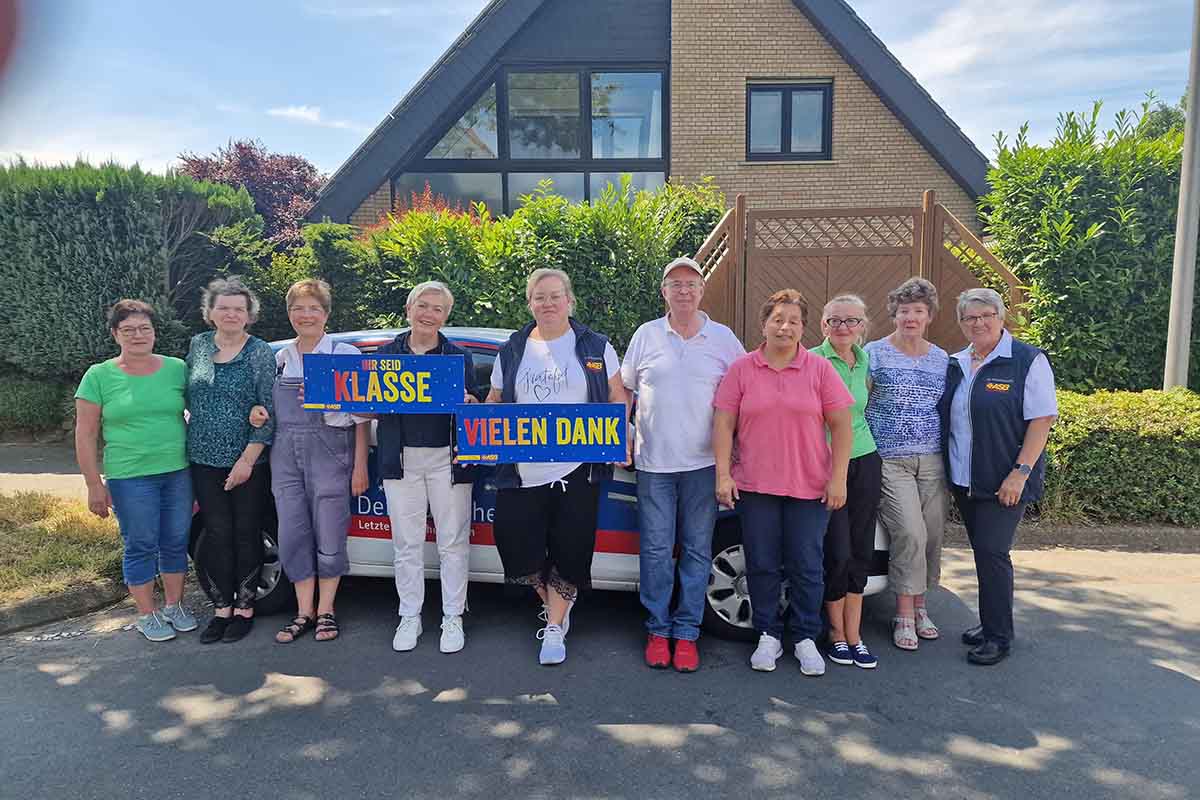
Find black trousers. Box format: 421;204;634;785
191;462;269;609
823;450;883;601
952;486;1025;648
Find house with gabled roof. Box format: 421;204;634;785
308;0;989;230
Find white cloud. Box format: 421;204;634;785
0;114;199;171
303;1;487;23
266;105;367;132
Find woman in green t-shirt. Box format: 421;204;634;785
75;300;197;643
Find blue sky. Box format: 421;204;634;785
0;0;1189;176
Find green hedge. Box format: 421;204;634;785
1042;388;1200;525
0;160;259;380
0;371;69;433
284;176;726;350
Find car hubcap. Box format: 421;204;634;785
707;544;789;632
257;532;281;600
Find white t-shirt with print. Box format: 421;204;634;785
490;328;620;487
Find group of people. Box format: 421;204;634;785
76;256;1056;672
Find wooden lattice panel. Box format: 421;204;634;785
752;213;915;251
699;230;729;277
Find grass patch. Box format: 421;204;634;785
0;491;123;606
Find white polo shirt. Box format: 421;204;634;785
621;313;745;473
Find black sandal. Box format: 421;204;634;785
314;613;340;642
275;615;315;644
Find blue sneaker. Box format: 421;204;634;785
135;611;176;642
852;640;878;669
827;640;853;665
161;603;198;632
537;624;566;665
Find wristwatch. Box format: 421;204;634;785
1013;463;1032;477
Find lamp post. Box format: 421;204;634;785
1165;0;1200;388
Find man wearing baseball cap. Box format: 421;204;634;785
621;256;745;671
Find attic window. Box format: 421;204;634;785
427;84;499;159
746;84;833;161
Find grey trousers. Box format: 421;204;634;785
878;454;947;595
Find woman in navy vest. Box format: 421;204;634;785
486;268;627;667
939;288;1057;666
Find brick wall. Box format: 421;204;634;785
670;0;981;228
349;181;391;228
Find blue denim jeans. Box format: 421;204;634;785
737;491;829;641
636;466;717;641
107;468;194;587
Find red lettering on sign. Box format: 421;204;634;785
333;371;352;402
463;418;483;446
488;417;502;445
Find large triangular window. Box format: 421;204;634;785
426;84;498;159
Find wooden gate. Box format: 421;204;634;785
695;190;1021;352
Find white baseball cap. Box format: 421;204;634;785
662;256;703;280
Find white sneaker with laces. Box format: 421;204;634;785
392;615;422;652
439;615;465;654
537;624;567;665
795;638;826;676
750;633;783;671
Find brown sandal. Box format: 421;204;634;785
315;613;340;642
275;615;315;644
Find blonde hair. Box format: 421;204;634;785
286;279;332;314
406;280;455;313
822;294;870;343
526;268;576;313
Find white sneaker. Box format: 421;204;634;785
439;615;465;654
537;624;567;665
392;615;422;652
538;601;573;636
795;638;826;676
750;633;783;671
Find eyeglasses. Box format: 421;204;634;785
116;325;153;336
961;311;999;325
825;317;863;329
665;280;703;292
531;292;568;305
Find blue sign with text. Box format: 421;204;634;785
302;353;464;414
456;403;627;463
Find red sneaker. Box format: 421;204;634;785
673;639;700;672
645;634;671;668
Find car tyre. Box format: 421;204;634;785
187;505;292;616
702;519;789;641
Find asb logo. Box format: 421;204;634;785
985;381;1012;392
584;359;604;372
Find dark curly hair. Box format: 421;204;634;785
107;299;157;332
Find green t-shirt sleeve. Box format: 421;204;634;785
75;363;105;405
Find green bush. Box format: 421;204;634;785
278;176;726;350
980;102;1199;391
1042;388;1200;525
0;371;69;433
0;160;260;379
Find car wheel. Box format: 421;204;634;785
187;506;292;616
702;519;788;641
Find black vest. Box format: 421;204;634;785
493;318;614;489
939;337;1048;504
375;331;476;484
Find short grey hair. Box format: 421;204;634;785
201;276;260;326
956;288;1007;322
525;268;576;313
886;277;939;318
406;280;454;312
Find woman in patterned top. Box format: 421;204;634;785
863;278;949;652
186;277;276;644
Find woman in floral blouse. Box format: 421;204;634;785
186;277;276;644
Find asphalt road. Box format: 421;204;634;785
2;548;1198;800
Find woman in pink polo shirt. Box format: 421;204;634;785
713;289;854;676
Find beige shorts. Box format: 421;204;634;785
878;453;948;596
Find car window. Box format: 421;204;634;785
466;349;496;398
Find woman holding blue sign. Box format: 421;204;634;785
251;279;370;645
379;281;479;656
486;268;626;666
